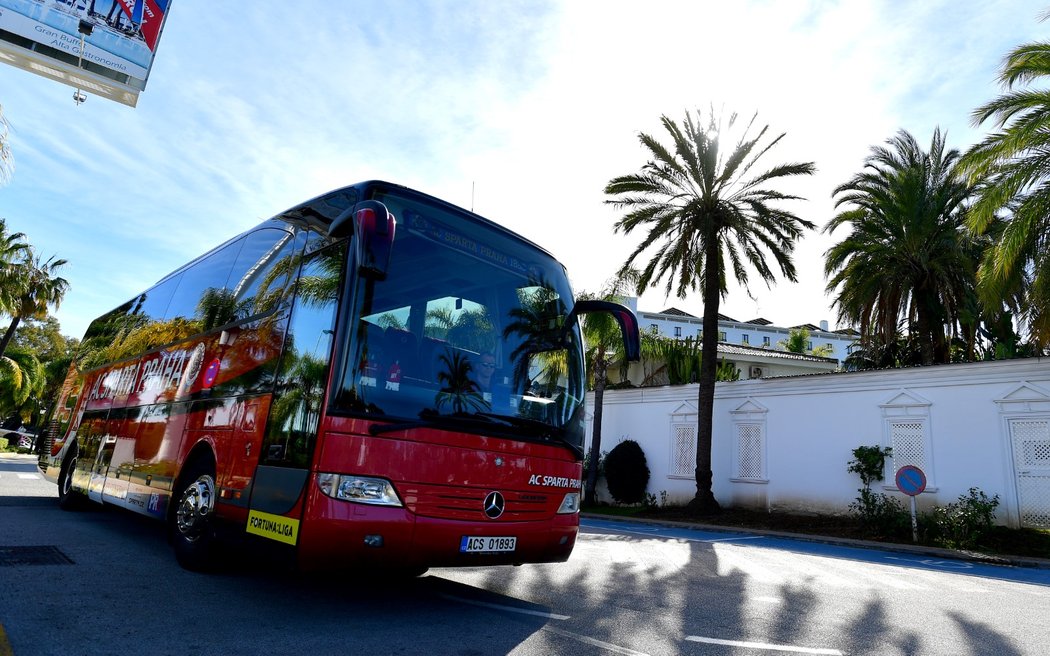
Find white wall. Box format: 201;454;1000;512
586;358;1050;527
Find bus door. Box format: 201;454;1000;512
100;408;140;507
247;240;345;547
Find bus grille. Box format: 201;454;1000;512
406;484;553;522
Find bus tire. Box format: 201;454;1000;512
57;450;82;511
171;458;218;572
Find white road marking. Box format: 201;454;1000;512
17;473;39;480
885;555;973;570
753;596;782;603
440;594;570;620
705;535;767;543
686;636;844;655
589;523;765;544
543;626;651;656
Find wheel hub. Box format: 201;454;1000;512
176;474;215;541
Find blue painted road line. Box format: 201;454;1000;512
581;517;1050;587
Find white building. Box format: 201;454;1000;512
586;358;1050;529
626;297;859;365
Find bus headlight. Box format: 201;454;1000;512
316;473;402;506
556;492;580;514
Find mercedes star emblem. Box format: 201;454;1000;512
483;491;505;519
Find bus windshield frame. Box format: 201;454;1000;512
330;188;587;456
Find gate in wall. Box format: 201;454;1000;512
1009;418;1050;528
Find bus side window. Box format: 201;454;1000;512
76;298;136;371
163;238;243;329
227;228;298;319
262;240;346;467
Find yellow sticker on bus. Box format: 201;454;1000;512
246;510;300;545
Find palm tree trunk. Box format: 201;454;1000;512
0;315;20;362
687;239;722;515
584;355;608;505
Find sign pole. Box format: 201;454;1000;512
909;496;918;542
895;465;927;544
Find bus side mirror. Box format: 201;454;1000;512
329;200;397;279
565;300;641;361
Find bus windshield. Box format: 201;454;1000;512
333;190;587;453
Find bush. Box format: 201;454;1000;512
849;488;910;537
925;487;1000;549
847;445;892;488
604;439;650;505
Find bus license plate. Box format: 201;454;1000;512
460;536;517;553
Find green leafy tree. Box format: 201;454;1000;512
0;251;70;362
606;108;815;513
777;327;834;357
0;347;45;422
12;316;78;430
959;37;1050;346
825;129;977;366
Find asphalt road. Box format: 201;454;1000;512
2;453;1048;656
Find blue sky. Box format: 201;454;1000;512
0;0;1045;340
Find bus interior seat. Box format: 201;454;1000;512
383;328;420;379
418;336;447;383
360;322;386;377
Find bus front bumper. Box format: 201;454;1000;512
296;491;579;571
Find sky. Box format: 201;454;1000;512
0;0;1046;340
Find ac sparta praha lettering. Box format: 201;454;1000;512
527;474;581;489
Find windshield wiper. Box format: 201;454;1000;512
368;411;582;458
368;410;503;436
471;412;584;459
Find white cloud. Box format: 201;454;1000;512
0;0;1044;338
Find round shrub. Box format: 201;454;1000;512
604;439;650;505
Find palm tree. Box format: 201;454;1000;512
959;39;1050;345
0;219;28;294
778;327;834;357
0;347;45;422
605;108;815;513
0;104;12;184
825;129;976;366
0;251;70;362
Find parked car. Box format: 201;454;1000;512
1;429;35;451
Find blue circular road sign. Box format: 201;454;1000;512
895;465;927;496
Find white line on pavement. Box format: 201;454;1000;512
17;473;39;480
542;626;651;656
686;636;844;655
440;594;570;620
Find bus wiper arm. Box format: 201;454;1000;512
471;412;584;459
368;410;493;436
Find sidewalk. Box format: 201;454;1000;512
582;512;1050;570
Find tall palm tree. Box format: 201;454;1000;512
0;251;70;362
959;39;1050;345
605;109;815;513
825;129;976;366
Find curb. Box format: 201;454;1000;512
581;512;1050;570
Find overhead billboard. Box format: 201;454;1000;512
0;0;172;107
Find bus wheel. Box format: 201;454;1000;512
171;460;217;571
57;452;82;511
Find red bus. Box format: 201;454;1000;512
39;181;639;573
